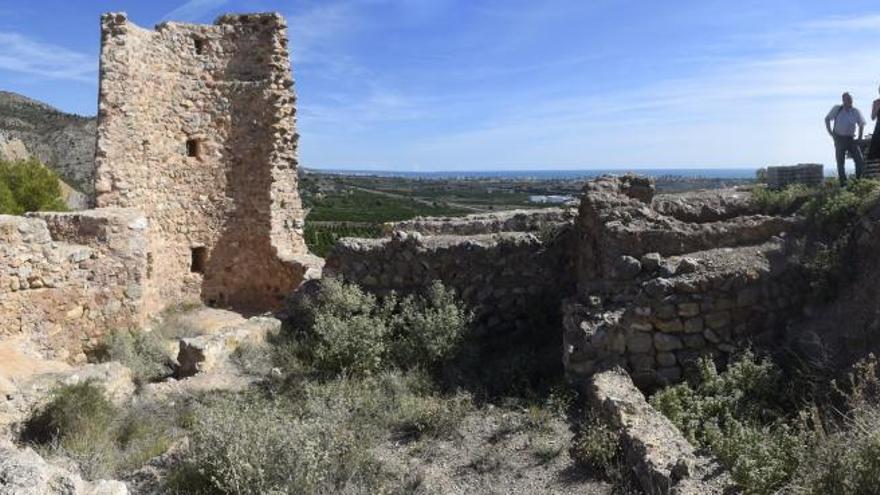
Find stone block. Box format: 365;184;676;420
654;304;677;320
655;318;684;333
683;316;704;334
627;331;654;354
615;255;642;280
703;328;721;344
654;333;683;352
677;302;700;318
657;351;677;367
640;252;662;271
629;353;656;371
704;311;731;330
587;369;735;494
682;334;706;349
177;316;281;377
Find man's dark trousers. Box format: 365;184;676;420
834;134;865;186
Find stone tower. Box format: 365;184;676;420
94;12;315;312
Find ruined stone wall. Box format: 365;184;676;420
564;175;810;389
385;208;572;236
325;231;575;336
0;209;148;361
94;12;310;312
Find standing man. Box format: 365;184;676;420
825;92;867;186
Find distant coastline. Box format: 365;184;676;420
306;167;761;180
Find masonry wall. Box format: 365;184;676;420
564;175;810;389
94;12;309;312
0;209;148;361
325;231;575;336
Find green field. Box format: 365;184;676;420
306;188;471;223
304;223;384;257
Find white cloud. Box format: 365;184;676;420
0;32;95;83
802;15;880;31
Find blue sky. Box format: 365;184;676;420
2;0;880;171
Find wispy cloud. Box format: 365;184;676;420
802;14;880;31
161;0;230;22
0;32;95;83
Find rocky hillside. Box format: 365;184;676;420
0;91;96;205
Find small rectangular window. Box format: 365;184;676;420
194;38;205;55
190;247;207;274
186;139;200;158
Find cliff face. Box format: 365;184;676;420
0;91;96;205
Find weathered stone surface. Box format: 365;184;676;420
1;362;134;441
654;333;683;352
656;352;677;367
563;175;808;385
0;440;128;494
386;208;572;236
327;231;574;336
704;311;731;330
615;255;642;280
177;316;281;377
587;369;735;494
683;317;704;334
0;211;148;360
654;318;684;334
627;331;654;354
95;12;309;312
677;303;700;318
640;252;662;272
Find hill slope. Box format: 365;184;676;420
0;91;96;203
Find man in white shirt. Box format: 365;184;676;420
825;92;866;186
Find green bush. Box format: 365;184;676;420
786;356;880;494
650;353;815;494
21;382;175;480
751;183;814;215
287;278;471;376
569;416;622;479
0;158;67;214
802;179;880;233
303;223;383;258
389;281;471;367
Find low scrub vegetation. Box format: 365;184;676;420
651;352;880;494
21;381;179;480
23;280;588;493
165;279;479;493
287;278;472;376
0;157;67;214
98;328;174;385
169;371;470;493
570;415;623;479
753;179;880;232
751;183;814;215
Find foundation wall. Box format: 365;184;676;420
0;209;148;361
325;231;575;336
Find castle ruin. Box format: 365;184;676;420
95;12;316;313
0;12;317;361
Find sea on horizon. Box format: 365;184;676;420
307;167;761;180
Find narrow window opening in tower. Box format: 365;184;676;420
191;247;207;274
186;139;201;158
194;38;205;55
